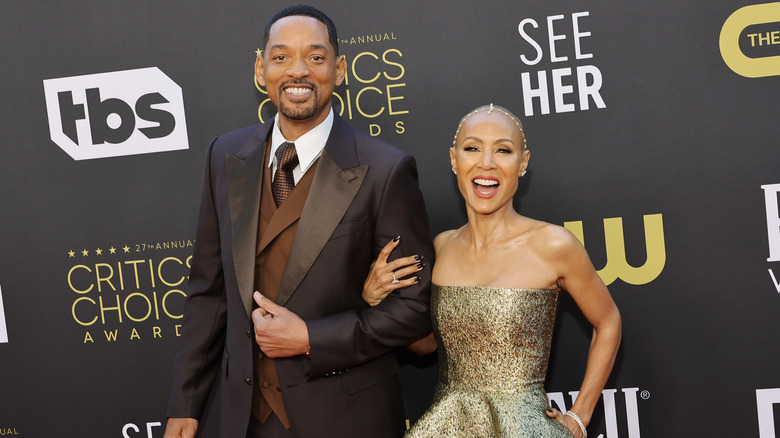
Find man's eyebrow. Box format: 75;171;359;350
267;44;329;52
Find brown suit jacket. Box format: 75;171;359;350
252;149;319;426
167;114;434;437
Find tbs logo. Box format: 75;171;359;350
43;67;188;160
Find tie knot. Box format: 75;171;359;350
276;142;299;172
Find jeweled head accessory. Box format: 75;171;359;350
452;103;527;150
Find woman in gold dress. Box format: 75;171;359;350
363;104;622;437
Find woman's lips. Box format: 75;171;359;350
471;176;499;199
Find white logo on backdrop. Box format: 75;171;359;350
756;388;780;438
517;11;606;117
548;387;645;437
762;184;780;292
763;184;780;263
43;67;188;160
122;421;162;438
0;285;8;343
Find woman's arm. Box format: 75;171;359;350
547;227;622;434
362;238;437;356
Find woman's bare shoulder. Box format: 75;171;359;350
434;227;463;253
524;220;582;256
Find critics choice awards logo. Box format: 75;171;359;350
720;2;780;78
65;239;193;344
43;67;188;160
256;31;409;138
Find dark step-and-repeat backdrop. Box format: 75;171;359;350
1;1;779;437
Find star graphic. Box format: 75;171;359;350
123;245;130;253
95;248;103;255
109;247;116;254
82;249;89;256
256;48;262;56
68;250;75;258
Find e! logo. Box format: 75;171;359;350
720;2;780;78
43;67;188;160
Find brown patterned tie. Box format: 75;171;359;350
272;142;298;207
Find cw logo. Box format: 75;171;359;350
564;214;665;286
0;285;8;343
720;2;780;78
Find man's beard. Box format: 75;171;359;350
278;86;319;121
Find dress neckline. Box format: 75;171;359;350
432;283;559;293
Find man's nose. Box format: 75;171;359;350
287;59;310;78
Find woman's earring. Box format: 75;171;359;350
452;168;457;175
521;170;527;177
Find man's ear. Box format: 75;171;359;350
255;55;266;87
335;55;347;86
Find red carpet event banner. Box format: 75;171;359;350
0;1;778;436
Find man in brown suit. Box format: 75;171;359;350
164;5;433;438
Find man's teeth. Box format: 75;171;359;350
286;87;310;95
473;178;498;186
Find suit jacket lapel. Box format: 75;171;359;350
227;123;270;319
277;116;368;305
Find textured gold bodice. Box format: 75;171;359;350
406;284;573;437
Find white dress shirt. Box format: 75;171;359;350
267;109;334;184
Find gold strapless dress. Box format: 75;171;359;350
406;284;574;437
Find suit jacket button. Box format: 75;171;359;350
261;381;270;389
244;378;251;385
246;328;252;337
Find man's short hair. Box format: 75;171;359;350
263;5;339;56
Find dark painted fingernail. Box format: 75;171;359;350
545;408;553;413
414;277;420;283
417;263;424;269
414;255;422;261
393;235;400;242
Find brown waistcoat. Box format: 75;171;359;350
251;152;318;429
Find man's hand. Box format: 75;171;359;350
163;418;198;438
252;292;310;358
